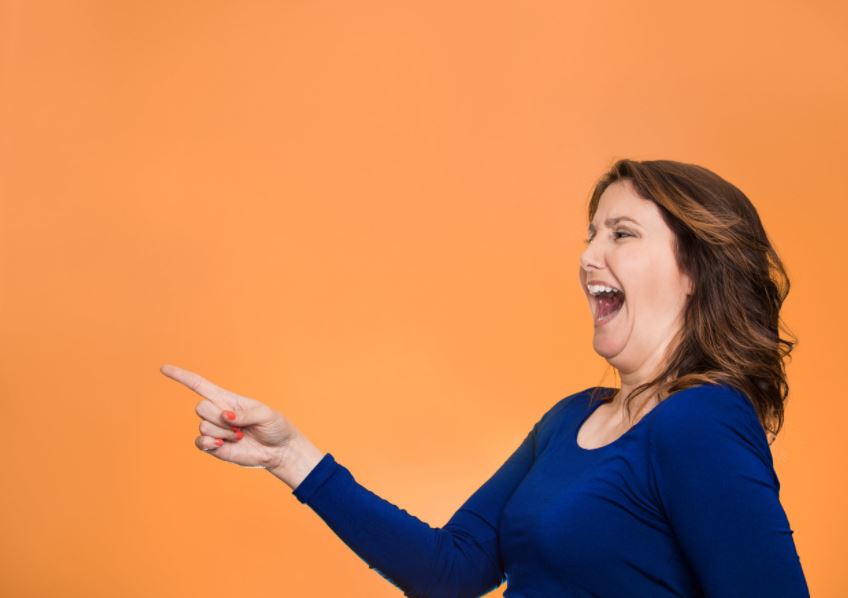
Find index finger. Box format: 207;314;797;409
160;364;237;408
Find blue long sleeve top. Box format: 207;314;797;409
291;383;810;597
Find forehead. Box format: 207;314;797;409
588;180;663;230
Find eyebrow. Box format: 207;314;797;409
587;216;641;233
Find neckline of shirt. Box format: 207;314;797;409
574;387;660;452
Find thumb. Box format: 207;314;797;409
221;404;270;427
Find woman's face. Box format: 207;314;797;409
578;179;693;375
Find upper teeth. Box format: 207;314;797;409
588;284;621;296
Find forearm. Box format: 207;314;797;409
274;427;539;597
265;431;325;490
287;452;505;597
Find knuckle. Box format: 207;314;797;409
195;435;216;451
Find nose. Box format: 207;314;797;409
579;240;603;273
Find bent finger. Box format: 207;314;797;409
200;420;243;441
195;399;247;430
195;434;227;452
195;398;228;425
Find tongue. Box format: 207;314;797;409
597;294;624;319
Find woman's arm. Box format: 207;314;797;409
161;362;551;597
648;385;810;597
275;422;541;598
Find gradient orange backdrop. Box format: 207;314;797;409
2;1;846;596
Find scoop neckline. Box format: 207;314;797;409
574;387;661;452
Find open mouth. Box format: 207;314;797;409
590;288;625;325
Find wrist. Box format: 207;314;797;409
266;432;325;491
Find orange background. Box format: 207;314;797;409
2;1;846;596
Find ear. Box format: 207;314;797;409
678;266;695;298
685;273;694;297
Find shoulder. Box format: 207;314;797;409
653;383;759;423
648;383;774;471
535;386;613;431
650;383;761;432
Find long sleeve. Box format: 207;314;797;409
647;385;810;597
291;416;543;597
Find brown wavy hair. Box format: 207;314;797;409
585;159;797;445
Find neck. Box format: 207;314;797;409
610;363;672;419
610;327;681;411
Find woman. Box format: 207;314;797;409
161;159;810;597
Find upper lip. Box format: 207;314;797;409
586;279;623;293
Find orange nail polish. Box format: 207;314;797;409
235;430;244;440
215;439;224;446
224;411;236;421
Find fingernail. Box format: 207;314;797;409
235;430;244;440
223;411;236;421
215;439;224;446
230;426;240;433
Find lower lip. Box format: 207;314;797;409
594;302;624;328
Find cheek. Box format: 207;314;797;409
628;254;685;315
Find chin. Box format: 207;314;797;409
592;338;625;361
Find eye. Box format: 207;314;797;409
583;230;634;245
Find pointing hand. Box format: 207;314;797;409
160;364;297;470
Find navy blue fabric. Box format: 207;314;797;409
292;384;809;597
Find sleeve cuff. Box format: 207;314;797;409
292;452;339;504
